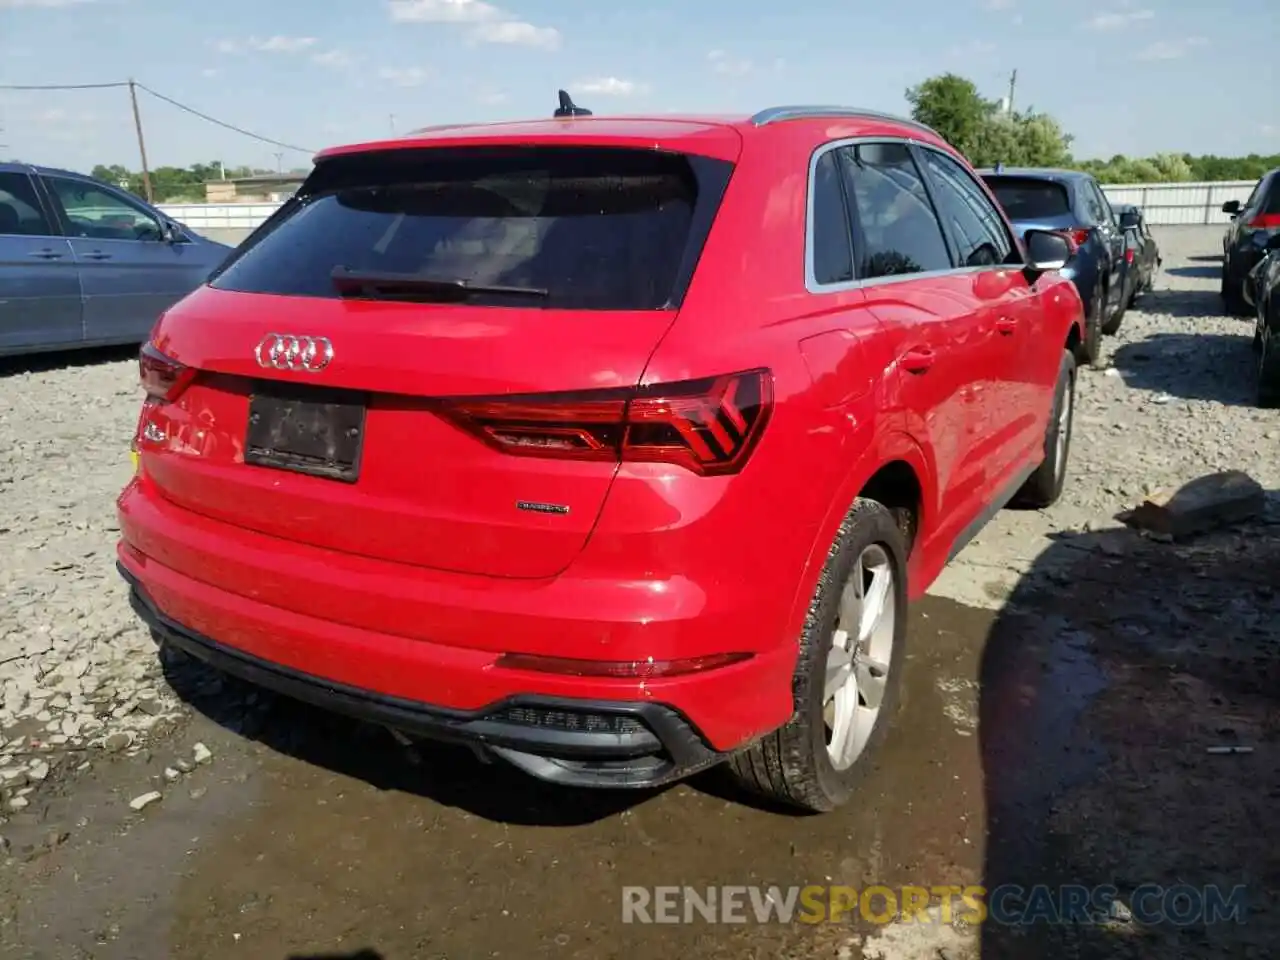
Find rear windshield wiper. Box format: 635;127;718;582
330;266;549;301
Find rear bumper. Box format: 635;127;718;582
115;475;799;781
122;563;726;788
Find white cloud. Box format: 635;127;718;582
389;0;560;49
571;76;647;97
1087;8;1154;30
201;67;220;78
476;90;509;105
0;0;97;7
1136;36;1207;60
312;49;354;69
471;20;558;48
707;49;752;77
948;39;997;57
213;35;317;55
250;35;318;52
379;66;431;87
982;0;1017;9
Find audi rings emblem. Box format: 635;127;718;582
254;333;334;373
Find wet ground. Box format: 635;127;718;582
2;228;1278;959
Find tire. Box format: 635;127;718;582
727;498;908;813
1014;349;1076;509
1222;257;1247;316
1079;282;1104;367
1259;330;1280;408
1101;291;1125;335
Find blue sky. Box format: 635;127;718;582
1;0;1276;174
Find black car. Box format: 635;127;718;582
1114;202;1160;307
1220;167;1280;315
1246;233;1280;407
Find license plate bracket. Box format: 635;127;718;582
243;382;367;483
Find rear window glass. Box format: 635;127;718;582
983;177;1073;221
1264;176;1280;214
211;147;715;310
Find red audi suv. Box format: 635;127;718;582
117;99;1084;812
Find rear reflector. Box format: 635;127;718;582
438;369;773;476
1248;213;1280;229
139;342;196;402
495;651;753;678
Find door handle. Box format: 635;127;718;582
995;316;1018;335
900;346;935;374
28;249;64;260
82;252;113;261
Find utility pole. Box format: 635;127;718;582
127;79;153;203
1006;68;1017;116
389;114;396;135
273;151;284;172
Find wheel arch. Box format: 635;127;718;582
780;432;935;650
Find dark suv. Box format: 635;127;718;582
1221;168;1280;315
979;167;1133;365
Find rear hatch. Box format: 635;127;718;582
138;142;736;578
982;175;1079;235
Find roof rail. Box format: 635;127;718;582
750;105;941;138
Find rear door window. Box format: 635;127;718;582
0;172;54;237
1262;174;1280;214
835;142;952;278
983;177;1073;221
916;148;1016;267
211;147;729;310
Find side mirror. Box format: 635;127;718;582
161;219;184;243
1024;229;1072;272
1118;210;1140;230
1221;200;1241;216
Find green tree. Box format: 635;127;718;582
905;73;996;160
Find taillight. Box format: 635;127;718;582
1066;227;1092;247
495;651;753;678
438;369;773;477
139;342;195;402
1125;248;1135;264
1248;213;1280;229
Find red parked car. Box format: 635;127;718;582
117;97;1084;812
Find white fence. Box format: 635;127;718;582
158;179;1259;234
1099;180;1255;226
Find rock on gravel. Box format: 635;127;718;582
0;351;179;796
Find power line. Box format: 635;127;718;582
135;82;313;154
0;78;314;153
0;81;129;91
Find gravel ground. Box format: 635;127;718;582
0;226;1277;959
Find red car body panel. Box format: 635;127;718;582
117;110;1084;782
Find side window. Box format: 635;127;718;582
811;150;854;285
1079;182;1106;225
837;142;952;279
44;176;163;242
1241;179;1262;212
916;148;1015;268
1091;181;1117;227
0;172;54;237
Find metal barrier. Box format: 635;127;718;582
159;179;1262;233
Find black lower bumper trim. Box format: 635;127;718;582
119;563;725;789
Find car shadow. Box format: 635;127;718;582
0;343;137;377
1185;254;1223;263
977;486;1280;957
289;953;383;960
1126;288;1226;320
1110;332;1258;406
158;646;670;827
1165;264;1221;280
